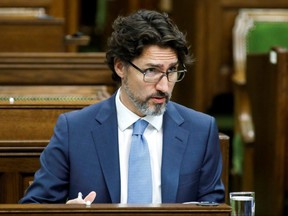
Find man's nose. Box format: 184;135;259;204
155;75;170;92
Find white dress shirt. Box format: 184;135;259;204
115;89;163;204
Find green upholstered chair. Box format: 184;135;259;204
247;22;288;53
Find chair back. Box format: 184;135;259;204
246;47;288;216
219;133;230;203
232;9;288;191
233;9;288;84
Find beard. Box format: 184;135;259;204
122;77;171;116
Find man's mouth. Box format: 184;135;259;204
148;91;169;104
151;96;166;104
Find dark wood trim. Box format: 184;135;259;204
0;203;231;215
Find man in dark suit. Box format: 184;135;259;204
19;9;225;204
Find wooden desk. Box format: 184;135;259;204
0;18;66;52
0;83;113;141
0;204;231;216
0;137;229;204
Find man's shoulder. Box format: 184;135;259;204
168;101;213;120
63;96;115;119
167;102;217;132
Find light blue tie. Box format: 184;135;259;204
128;119;152;203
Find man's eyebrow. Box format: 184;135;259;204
145;62;179;68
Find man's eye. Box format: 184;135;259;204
144;68;158;75
168;66;178;72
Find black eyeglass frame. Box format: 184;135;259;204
127;61;187;83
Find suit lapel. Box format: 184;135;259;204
161;103;189;203
91;95;121;203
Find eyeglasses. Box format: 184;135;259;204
127;61;187;83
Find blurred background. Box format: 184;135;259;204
0;0;288;215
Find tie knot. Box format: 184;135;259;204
132;119;148;135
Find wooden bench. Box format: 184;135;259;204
0;0;87;52
0;101;92;203
0;52;117;203
0;51;116;140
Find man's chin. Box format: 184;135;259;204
146;103;166;116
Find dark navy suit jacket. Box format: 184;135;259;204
19;93;225;203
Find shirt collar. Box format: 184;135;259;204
115;88;163;132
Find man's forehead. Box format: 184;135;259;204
138;45;178;62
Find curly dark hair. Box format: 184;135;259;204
106;9;192;82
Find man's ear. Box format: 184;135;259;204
114;58;125;79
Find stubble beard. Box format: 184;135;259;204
122;78;170;116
